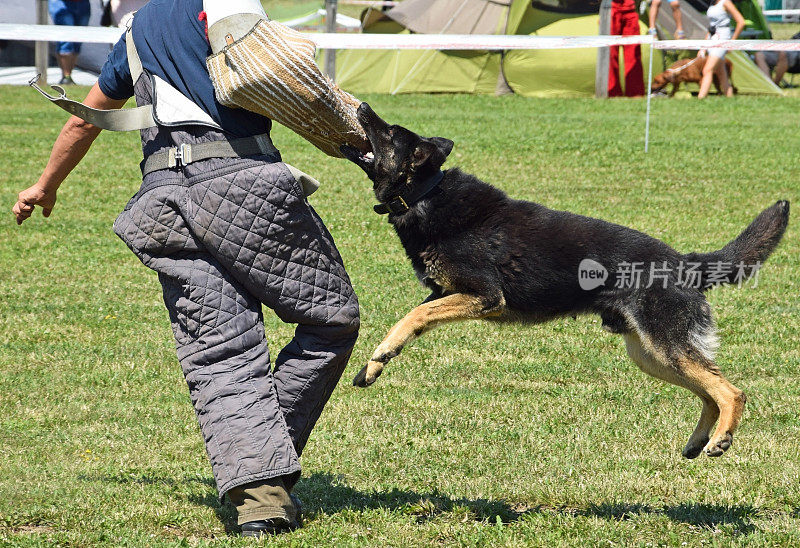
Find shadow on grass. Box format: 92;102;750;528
90;471;760;536
294;474;758;534
84;472;240;535
574;502;757;534
294;472;518;523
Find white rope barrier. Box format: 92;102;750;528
312;33;655;49
0;24;657;49
0;24;124;44
762;9;800;16
654;39;800;51
5;24;800;52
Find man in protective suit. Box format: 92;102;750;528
14;0;361;537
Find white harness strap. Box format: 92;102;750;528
125;22;143;84
29;78;157;131
31;14;222;132
666;56;700;75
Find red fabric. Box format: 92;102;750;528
612;0;637;11
608;7;644;97
198;11;208;42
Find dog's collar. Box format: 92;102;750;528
373;170;445;215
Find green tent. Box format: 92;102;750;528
335;0;512;95
335;0;781;96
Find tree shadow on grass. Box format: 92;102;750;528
91;471;761;536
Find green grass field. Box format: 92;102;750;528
1;86;799;546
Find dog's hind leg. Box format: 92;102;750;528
623;330;745;458
678;354;745;457
683;394;720;459
353;293;505;387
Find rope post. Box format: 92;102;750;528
644;35;655;153
35;0;48;86
324;0;338;81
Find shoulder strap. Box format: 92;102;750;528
30;12;224;132
125;17;144;85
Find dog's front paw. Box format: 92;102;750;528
352;361;385;387
703;433;733;457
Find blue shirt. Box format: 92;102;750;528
98;0;271;138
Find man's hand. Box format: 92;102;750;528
12;83;127;226
13;184;57;225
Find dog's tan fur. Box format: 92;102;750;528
622;331;745;457
651;56;736;97
353;293;505;386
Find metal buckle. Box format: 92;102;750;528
168;143;192;168
386;196;409;215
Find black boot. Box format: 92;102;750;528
240;516;298;537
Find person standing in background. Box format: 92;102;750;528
608;0;644;97
754;30;800;87
648;0;684;39
698;0;745;98
48;0;91;85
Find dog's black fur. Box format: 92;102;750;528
342;103;789;458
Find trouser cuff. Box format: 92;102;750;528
236;505;292;526
228;476;297;526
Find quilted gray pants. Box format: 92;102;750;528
114;154;359;498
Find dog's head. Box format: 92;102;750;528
651;72;672;93
341;103;453;205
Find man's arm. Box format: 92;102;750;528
13;83;127;225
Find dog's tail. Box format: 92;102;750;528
683;200;789;290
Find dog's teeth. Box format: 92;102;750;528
364;152;374;160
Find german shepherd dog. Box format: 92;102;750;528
341;103;789;459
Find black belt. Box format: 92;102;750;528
141;133;279;176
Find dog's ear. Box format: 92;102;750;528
412;137;453;168
430;137;454;158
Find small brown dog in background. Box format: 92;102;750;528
651;56;736;97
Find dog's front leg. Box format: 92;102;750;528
353;292;505;387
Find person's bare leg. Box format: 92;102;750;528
714;60;734;97
649;0;661;29
774;52;789;85
649;0;662;31
57;53;77;79
698;54;721;98
671;0;684;36
754;52;771;79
